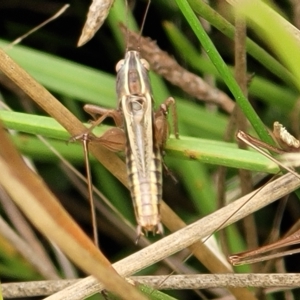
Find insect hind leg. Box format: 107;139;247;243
154;97;179;183
69;104;126;152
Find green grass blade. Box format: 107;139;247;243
0;111;279;173
186;0;297;88
235;0;300;92
163;22;298;114
174;0;274;146
0;40;115;107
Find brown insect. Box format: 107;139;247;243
73;46;178;240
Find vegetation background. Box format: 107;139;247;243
0;0;300;299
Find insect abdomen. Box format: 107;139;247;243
126;147;163;235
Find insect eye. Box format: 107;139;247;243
140;58;150;70
115;59;125;72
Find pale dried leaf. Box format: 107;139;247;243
273;121;300;151
78;0;114;46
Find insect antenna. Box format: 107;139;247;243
124;0;151;52
137;0;151;50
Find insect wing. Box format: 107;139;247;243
117;51;154;176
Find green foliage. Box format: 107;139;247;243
1;0;300;299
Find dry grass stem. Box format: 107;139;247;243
234;14;260;272
290;0;300;29
0;186;59;278
4;5;70;50
4;274;300;298
47;173;300;299
0;120;146;300
0;216;59;279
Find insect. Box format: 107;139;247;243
73;46;178;239
76;0;178;239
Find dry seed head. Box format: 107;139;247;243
78;0;114;46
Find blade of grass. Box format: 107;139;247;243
163;21;298;114
174;0;274;146
0;110;279;173
0;39;116;106
186;0;297;88
232;0;300;92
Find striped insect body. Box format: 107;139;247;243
116;50;176;236
74;48;177;238
74;0;178;240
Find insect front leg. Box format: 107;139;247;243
84;104;123;127
154;97;179;150
154;97;179;182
